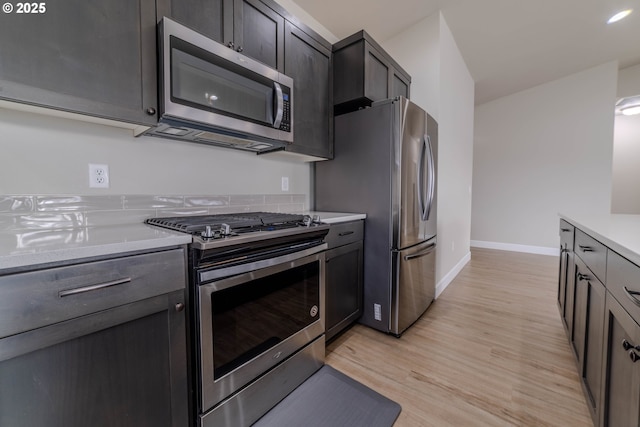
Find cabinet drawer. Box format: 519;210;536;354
559;219;574;251
607;250;640;324
325;220;364;249
575;229;607;283
0;248;186;338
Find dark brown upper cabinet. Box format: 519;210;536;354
158;0;284;71
283;21;333;159
0;0;158;126
333;30;411;115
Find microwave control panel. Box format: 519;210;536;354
279;89;291;132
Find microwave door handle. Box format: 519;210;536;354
273;82;284;129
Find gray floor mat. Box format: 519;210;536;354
253;364;401;427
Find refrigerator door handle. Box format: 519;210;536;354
417;136;428;221
403;243;436;261
424;134;435;221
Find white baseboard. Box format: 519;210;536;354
470;240;559;256
435;251;471;298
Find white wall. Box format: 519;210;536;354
437;16;475;280
274;0;339;43
0;108;310;196
383;13;475;294
611;63;640;214
612;114;640;213
472;61;618;251
617;63;640;98
383;14;440;121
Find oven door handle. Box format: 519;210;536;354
198;242;327;285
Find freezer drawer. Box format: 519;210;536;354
391;239;436;335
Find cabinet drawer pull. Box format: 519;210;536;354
577;273;591;282
579;245;594;252
59;277;132;297
630;351;640;363
338;231;355;237
624;286;640;307
561;228;571;232
622;339;640;351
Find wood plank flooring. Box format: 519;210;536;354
325;248;592;426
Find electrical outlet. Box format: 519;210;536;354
281;176;289;192
89;164;110;188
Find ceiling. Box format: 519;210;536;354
291;0;640;104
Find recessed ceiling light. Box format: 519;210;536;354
607;9;633;24
622;105;640;116
615;95;640;115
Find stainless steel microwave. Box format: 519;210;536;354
145;17;293;153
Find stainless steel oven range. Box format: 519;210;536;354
145;213;329;427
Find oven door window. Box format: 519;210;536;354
170;39;274;127
211;261;319;379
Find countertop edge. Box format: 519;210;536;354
0;225;192;271
0;212;368;271
559;213;640;267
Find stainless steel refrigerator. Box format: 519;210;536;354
315;97;437;336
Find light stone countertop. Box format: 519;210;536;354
560;213;640;266
0;224;192;272
0;212;366;272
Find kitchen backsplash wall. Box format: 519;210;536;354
0;194;306;231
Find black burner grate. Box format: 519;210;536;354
145;212;306;235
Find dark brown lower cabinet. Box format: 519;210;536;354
558;221;575;337
0;291;187;427
0;247;189;427
557;219;640;427
573;256;605;424
324;220;364;341
601;294;640;426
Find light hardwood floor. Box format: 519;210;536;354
325;248;592;426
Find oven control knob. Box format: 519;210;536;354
220;223;231;236
310;305;318;317
201;225;215;239
303;215;312;227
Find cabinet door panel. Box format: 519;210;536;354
583;275;605;412
559;246;568;318
573;255;605;423
573;260;587;362
392;73;409;99
564;254;576;341
602;295;640;427
364;46;389;102
284;22;332;158
0;292;187;427
165;0;233;45
235;0;284;70
325;241;363;341
0;0;157;125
